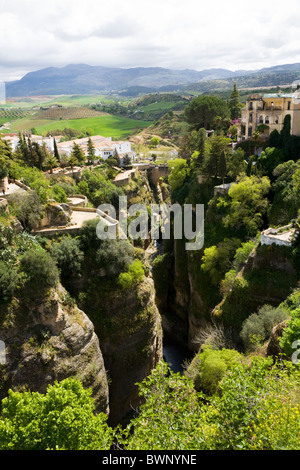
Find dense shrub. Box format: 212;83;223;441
0;378;113;450
280;307;300;357
240;304;289;351
9;192;43;230
0;261;19;301
50;237;84;279
96;239;134;277
79;219;102;252
20;249;60;288
185;346;243;395
118;259;144;290
122;358;300;450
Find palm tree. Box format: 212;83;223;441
46;155;58;174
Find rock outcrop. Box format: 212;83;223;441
0;284;109;414
267;320;288;359
78;276;163;426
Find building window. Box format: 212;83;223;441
249;113;253;123
288;101;291;110
265;116;270;124
275;115;279;124
259;115;264;123
249;102;253;110
248;126;252;137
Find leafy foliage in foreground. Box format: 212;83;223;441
0;378;113;450
121;359;300;450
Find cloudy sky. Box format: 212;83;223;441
1;0;300;82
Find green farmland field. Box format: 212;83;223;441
1;94;132;109
4;115;152;140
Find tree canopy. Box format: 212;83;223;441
184;95;230;131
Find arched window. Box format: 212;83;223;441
265;116;270;124
259;115;264;123
275;115;279;124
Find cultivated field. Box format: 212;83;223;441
5;115;152;140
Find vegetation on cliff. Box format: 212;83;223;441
1;87;300;450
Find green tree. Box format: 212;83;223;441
257;147;284;178
118;259;144;290
68;153;77;172
16;133;30;165
0;139;12;179
9;191;43;230
96;239;134;277
121;358;300;450
184;95;230;131
113;148;121;166
71;142;85;165
53;137;60;162
280;307;300;357
281;113;291;158
121;362;206;450
241;304;289;351
192;128;207;169
227;148;247;179
150;136;160;148
50;237;84;279
0;378;113;450
122;154;131;166
223;175;271;237
228;83;243;120
269;129;282;148
20;248;60;289
87;137;96;164
269;160;300;225
201;238;241;286
168;158;190;192
204;134;231;177
185;346;243;395
46;154;58;174
0;261;19;302
218;150;227;184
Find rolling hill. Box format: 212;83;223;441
4;62;300;99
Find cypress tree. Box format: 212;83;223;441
228;83;242;120
87;137;96;163
53;138;60;162
218;150;227;184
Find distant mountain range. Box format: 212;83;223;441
5;63;300;97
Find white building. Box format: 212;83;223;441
56;135;134;161
1;133;61;153
261;225;297;247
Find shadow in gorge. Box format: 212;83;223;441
163;334;193;374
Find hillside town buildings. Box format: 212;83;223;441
1;133;62;153
1;133;136;163
56;135;136;161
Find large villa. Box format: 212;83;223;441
1;133;136;162
238;89;300;141
56;135;136;161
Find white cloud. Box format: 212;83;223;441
0;0;300;81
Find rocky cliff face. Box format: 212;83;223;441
77;276;163;426
153;240;214;352
154;239;299;353
213;244;298;331
0;283;109;414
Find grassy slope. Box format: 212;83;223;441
1;94;132;108
4;115;152;140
